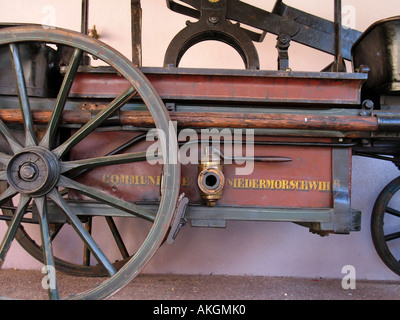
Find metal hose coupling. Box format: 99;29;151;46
197;146;225;207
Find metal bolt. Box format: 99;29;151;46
20;163;37;180
362;100;374;110
209;14;219;24
278;34;290;44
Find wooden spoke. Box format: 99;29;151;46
35;196;59;300
0;195;30;268
0;186;18;207
385;231;400;242
52;87;137;159
9;43;37;147
105;216;129;259
48;189;117;277
386;207;400;218
57;175;156;222
0;119;23;154
40;48;83;149
83;217;92;267
59;150;157;174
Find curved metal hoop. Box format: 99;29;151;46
164;20;260;70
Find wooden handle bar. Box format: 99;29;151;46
0;109;378;132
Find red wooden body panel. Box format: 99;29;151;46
69;131;336;209
69;69;366;105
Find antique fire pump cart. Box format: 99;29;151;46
0;0;399;299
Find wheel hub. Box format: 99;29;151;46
6;147;60;197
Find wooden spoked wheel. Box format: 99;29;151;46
371;176;400;277
0;26;180;299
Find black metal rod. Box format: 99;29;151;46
334;0;344;71
131;0;142;66
81;0;89;35
0;214;36;224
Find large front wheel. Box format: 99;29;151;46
0;26;180;299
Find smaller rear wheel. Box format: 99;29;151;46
371;176;400;277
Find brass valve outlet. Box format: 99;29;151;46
197;146;225;207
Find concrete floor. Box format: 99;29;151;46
0;269;399;300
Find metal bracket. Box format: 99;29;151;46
167;194;189;244
276;33;291;70
164;0;262;69
165;0;362;69
332;147;353;234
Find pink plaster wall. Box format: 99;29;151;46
0;0;399;281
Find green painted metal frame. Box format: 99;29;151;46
37;144;356;235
